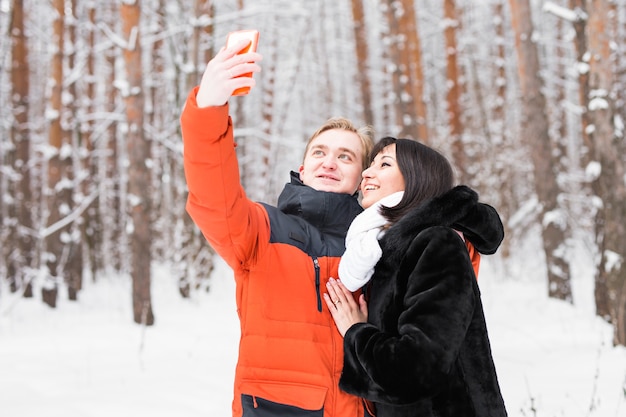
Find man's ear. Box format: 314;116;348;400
298;165;304;176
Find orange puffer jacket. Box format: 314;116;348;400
181;87;367;417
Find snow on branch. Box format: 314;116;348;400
97;22;134;50
543;1;588;23
39;189;99;239
508;196;541;230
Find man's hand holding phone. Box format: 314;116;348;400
196;30;262;107
225;30;260;96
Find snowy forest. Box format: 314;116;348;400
1;0;626;349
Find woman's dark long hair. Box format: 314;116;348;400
370;137;454;224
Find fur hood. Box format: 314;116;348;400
382;185;504;262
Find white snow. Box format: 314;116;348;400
1;252;625;417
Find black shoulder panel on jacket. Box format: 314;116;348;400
261;203;347;258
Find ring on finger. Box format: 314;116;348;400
332;299;341;305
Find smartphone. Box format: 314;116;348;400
225;29;260;96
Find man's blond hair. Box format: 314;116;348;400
303;117;374;171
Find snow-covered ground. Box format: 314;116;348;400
1;251;625;417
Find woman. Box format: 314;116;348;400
324;137;508;417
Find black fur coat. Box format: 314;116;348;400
340;186;508;417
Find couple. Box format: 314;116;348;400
181;38;507;417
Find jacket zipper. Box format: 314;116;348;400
313;257;322;312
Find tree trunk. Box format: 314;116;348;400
258;15;276;201
64;0;83;301
105;2;122;274
509;0;573;302
150;0;166;265
351;0;374;126
8;0;35;297
546;12;576;297
400;0;428;141
587;0;626;346
43;0;67;308
569;0;592;154
175;0;216;297
492;1;507;130
384;0;426;140
82;3;103;282
383;0;406;135
553;17;569;176
201;1;215;67
185;0;214;88
121;0;154;326
488;0;514;261
443;0;465;181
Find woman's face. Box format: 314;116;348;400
360;144;405;209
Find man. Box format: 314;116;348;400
181;38;374;417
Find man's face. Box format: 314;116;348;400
299;129;364;195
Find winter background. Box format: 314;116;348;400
2;1;626;416
1;231;625;417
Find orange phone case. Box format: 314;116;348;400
225;30;260;96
